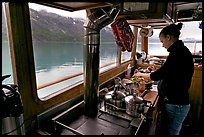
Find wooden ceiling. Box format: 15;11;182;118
37;2;112;11
37;2;202;29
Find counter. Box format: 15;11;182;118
139;84;158;106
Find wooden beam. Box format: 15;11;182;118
5;2;38;130
141;36;148;54
131;26;138;67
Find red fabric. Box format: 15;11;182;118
111;18;135;52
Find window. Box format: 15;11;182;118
29;3;85;99
28;3;123;99
180;21;202;55
146;21;202;56
2;3;14;84
121;51;132;63
135;27;170;58
100;27;119;72
148;28;169;56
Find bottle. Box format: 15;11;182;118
126;64;131;78
141;51;147;63
136;52;142;64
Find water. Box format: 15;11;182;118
2;41;202;98
2;41;13;83
2;41;119;98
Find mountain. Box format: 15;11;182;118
30;9;116;42
2;8;115;42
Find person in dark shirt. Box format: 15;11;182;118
134;23;194;135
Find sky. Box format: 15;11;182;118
29;3;202;40
29;3;86;19
153;22;202;40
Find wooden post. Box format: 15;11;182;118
141;36;148;55
131;26;138;67
117;47;121;66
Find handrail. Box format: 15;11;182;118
37;61;118;90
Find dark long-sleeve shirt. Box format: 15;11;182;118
150;40;194;105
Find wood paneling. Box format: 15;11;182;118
185;66;202;131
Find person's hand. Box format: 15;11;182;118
135;71;143;77
133;71;151;80
147;65;156;72
133;72;143;77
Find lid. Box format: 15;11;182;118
121;78;134;85
125;95;143;104
112;91;126;100
110;90;126;100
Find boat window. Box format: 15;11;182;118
147;21;202;56
2;3;14;84
180;21;202;55
121;51;132;63
28;3;127;99
100;27;118;72
148;28;169;56
28;3;85;99
136;28;142;53
136;28;169;56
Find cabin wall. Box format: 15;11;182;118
4;2;202;135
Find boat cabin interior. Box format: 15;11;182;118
1;2;202;135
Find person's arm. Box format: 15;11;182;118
134;72;151;80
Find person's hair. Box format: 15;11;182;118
159;22;183;39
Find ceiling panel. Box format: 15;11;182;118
37;2;112;11
36;2;202;26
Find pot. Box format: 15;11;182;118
120;78;137;95
125;95;146;117
104;90;126;110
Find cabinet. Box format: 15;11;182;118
184;66;202;134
